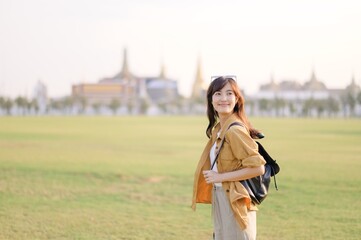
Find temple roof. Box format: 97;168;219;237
279;80;302;91
345;74;360;93
302;70;327;90
99;48;137;83
260;75;279;91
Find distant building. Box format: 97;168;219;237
255;70;329;100
145;64;179;105
33;80;48;114
6;50;360;117
72;48;179;114
252;69;361;117
72;49;140;105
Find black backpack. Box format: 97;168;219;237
212;122;280;205
241;140;280;204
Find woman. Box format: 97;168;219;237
192;76;266;240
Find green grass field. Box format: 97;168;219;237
0;116;360;240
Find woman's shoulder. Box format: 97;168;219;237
225;121;250;138
228;121;248;132
225;122;257;147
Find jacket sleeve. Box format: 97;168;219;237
226;126;266;167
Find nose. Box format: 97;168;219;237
220;94;227;101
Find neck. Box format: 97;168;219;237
218;112;233;129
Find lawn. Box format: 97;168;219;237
0;116;360;239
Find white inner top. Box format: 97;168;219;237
210;132;222;187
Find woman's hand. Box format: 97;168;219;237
202;170;223;184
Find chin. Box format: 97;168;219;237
217;110;233;115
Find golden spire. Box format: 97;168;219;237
121;48;130;79
310;67;317;82
159;61;166;79
191;56;207;99
195;56;203;83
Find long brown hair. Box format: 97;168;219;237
205;76;260;138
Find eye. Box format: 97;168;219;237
227;91;234;96
214;92;221;96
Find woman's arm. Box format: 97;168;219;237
203;165;265;184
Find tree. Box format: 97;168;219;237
139;99;150;115
30;99;39;114
302;98;315;117
92;102;102;115
315;99;327;118
157;102;167;114
272;97;286;116
108;98;120;115
4;98;13;115
127;100;134;114
258;99;270;116
49;98;62;113
76;96;87;114
25;99;33;114
357;91;361;105
344;92;356;117
0;96;5;113
246;99;255;116
14;96;28;115
326;97;340;117
63;96;75;114
288;102;296;117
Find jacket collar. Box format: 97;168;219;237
214;113;244;140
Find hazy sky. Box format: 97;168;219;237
1;0;361;98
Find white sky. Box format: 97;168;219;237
1;0;361;98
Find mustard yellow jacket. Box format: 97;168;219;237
192;114;266;229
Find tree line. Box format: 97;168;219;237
249;92;361;118
1;91;361;117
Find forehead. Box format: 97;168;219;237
217;82;233;91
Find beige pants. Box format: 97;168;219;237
212;185;257;240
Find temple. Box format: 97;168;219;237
72;48;179;114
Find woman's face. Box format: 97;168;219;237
212;82;238;116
